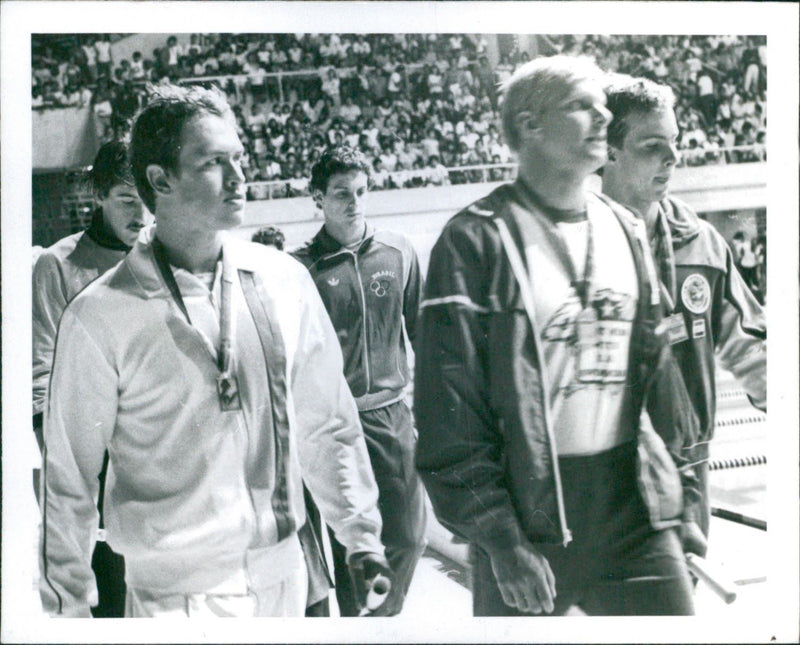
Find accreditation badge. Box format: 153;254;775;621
575;292;634;384
665;312;689;345
217;374;242;411
578;319;630;383
574;305;619;383
575;305;598;349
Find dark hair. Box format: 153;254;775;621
130;83;234;213
604;74;675;149
89;140;135;198
251;225;285;250
308;145;371;194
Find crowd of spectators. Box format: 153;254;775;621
542;34;767;164
32;33;767;199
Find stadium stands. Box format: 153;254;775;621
32;33;767;198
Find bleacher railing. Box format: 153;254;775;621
244;147;764;201
178;61;439;105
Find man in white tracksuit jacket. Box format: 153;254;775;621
33;140;150;617
40;83;391;618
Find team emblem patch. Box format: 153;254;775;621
370;279;390;297
681;273;711;314
369;270;395;297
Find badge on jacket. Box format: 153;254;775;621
665;313;689;345
681;273;711;314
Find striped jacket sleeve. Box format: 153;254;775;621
291;267;385;560
39;306;116;617
714;242;766;410
413;215;527;554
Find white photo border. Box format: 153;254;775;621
3;2;798;643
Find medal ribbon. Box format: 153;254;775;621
239;270;295;541
151;236;234;375
151;236;192;325
218;254;235;378
517;183;594;307
539;215;595;309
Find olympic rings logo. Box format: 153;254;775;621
370;279;390;297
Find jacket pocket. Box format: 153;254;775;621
636;424;683;530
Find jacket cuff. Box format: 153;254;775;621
681;503;699;524
680;471;703;522
476;517;525;555
342;531;386;564
746;393;766;412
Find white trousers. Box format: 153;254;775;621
124;537;308;617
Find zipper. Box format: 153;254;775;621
631;218;661;308
351;251;372;392
494;217;572;547
530;314;572;547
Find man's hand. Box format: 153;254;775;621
487;541;556;614
679;520;708;558
348;551;398;616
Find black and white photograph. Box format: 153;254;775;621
2;2;798;643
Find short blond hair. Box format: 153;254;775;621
500;55;605;152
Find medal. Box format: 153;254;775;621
153;238;242;412
217;373;242;411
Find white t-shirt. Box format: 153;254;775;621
379;151;398;172
461;131;480;150
94;40;111;64
339;103;362;123
82;44;96;66
130;59;145;78
387;72;402;93
697;74;714;96
523;194;639;456
321;77;340;98
288;46;303;64
168;44;183;66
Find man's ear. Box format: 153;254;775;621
145;165;172;199
514;110;539;140
606;145;618;163
311;189;324;208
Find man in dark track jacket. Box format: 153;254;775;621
601;75;766;539
292;146;426;616
415;55;702;617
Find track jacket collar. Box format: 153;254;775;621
85;207;132;252
497;182;662;312
309;223;376;258
508;178;588;224
126;226;264;299
658;196;702;250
